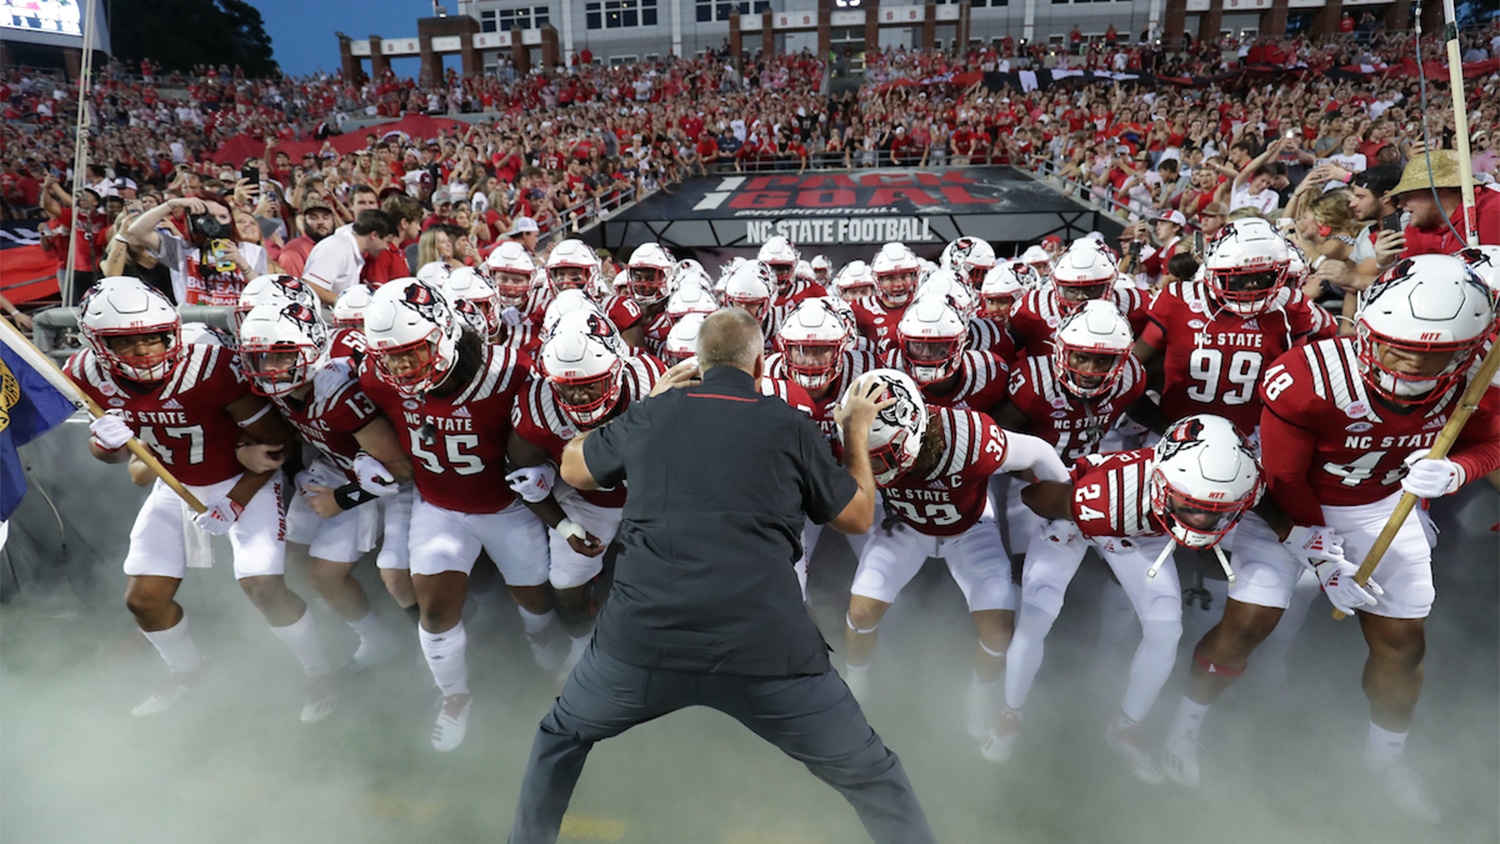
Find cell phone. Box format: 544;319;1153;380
1193;230;1205;255
1381;212;1403;233
242;164;260;184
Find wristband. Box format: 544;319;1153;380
332;482;377;511
555;518;587;541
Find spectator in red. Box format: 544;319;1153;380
275;195;336;278
40;178;108;304
1394;151;1500;258
1339;12;1355;34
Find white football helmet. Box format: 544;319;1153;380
78;276;184;382
816;295;859;339
913;267;977;318
626;242;677;306
795;260;817;285
545;238;602;294
541;308;627;427
757;235;800;293
542;288;603;338
980;262;1028;322
484;241;537;309
810;254;832;283
1355;254;1496;405
363;277;464;396
236;273;319;335
832;260;876;301
1149;414;1263;549
1052;300;1133;399
415;260;456;288
1019;244;1053;281
777;299;851;391
1203;218;1291;316
237;300;329;397
940;237;998;289
662;312;706;367
443;266;501;338
896;297;967;385
332;284;375;330
1051;241;1118;313
722;260;777;319
871;242;921;308
676;259;713;292
665;277;719;322
837;368;928;484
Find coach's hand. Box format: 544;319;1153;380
833;378;892;433
650;360;702;396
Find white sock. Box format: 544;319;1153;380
516;606;557;637
1004;603;1058;712
845;661;871;675
346;610;382;640
1168;695;1212;740
1120;618;1182;724
419;621;469;697
270;609;332;677
142;616;201;675
971;669;1000;688
1366;722;1408;761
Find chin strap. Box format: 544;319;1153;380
1145;540;1236;584
1213;544;1237;584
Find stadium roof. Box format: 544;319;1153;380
587;167;1121;253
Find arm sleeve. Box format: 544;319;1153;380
998;430;1070;482
1450;388;1500;485
1258;404;1325;526
798;413;859;525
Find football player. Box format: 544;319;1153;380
360;277;552;752
508;309;665;680
838;369;1068;740
759;236;827;306
883;297;1008;412
986;415;1261;782
68;277;337;722
852;243;921;349
1251;256;1500;821
238;301;410;668
536;239;646;349
1010;240;1147;359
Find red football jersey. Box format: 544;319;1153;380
66;344;252;487
641;310;673;358
1258;337;1500;524
1067;449;1165;539
764;349;880;444
526;288;644;333
881;348;1009;412
759;376;817;417
360;344;529;514
272;377;383;483
1140;280;1334;435
775;279;830;308
1007;353;1146;462
1009;286;1147;359
967;317;1017;364
329;326;368;362
880;407;1010;537
851;298;908;352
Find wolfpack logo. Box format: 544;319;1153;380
1345;421;1374;433
585;313;616;340
1155;417;1206;462
400;281;445;325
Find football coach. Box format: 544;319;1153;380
507;308;937;844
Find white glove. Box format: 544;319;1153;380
505;463;557;504
1400;450;1464;499
500;306;524;328
1313;559;1384;616
1281;524;1346;567
192;497;243;537
1038;518;1081;545
312;357;354;403
89;412;134;451
352;452;398;497
294;457;346;496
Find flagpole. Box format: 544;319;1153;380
1439;0;1478;247
63;0;101;307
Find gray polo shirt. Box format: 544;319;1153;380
583;366;857;676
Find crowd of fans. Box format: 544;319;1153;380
1;23;1497;319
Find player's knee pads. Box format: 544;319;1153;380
846;611;879;635
1020;579;1067;619
965;571;1016;613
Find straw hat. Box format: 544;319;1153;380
1389;150;1465;196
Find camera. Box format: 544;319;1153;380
188;213;231;241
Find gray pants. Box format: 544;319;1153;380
508;643;936;844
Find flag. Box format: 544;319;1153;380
1;338;81;521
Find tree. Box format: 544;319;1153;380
109;0;279;77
